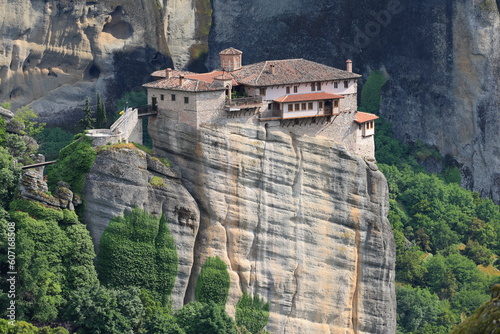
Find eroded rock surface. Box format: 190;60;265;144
149;114;396;333
83;146;200;309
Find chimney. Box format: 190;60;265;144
165;68;172;78
179;76;185;86
346;59;353;73
270;64;275;74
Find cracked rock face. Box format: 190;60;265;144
0;0;170;124
83;146;200;309
149;114;396;333
207;0;500;204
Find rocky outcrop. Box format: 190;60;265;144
19;155;81;210
450;284;500;333
0;0;170;124
83;145;200;309
148;114;396;333
206;0;500;203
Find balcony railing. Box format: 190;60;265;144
226;96;263;108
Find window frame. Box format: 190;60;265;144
171;94;176;101
184;96;189;104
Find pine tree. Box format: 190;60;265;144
80;97;95;130
96;93;107;128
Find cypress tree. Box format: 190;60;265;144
80;97;95;130
96;92;107;128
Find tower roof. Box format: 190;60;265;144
219;47;243;55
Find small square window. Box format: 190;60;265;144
316;82;321;90
286;87;290;94
288;104;293;111
308;102;313;110
171;94;176;101
295;103;300;111
344;80;349;88
301;103;306;110
184;96;189;104
160;94;164;101
334;82;338;89
293;86;298;93
311;83;316;92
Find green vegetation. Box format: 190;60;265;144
47;135;96;195
13;106;46;137
96;92;107;128
115;90;147;114
5;200;98;323
63;286;145;334
236;293;270;334
98;208;178;305
361;70;500;333
175;301;236;334
35;127;74;161
79;97;95;130
195;256;231;306
0;319;69;333
150;176;166;188
450;285;500;333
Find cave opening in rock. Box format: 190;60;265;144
86;63;101;79
102;6;133;39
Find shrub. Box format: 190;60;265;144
195;256;230;306
63;286;144;334
236;293;270;334
47;136;96;195
10;199;64;222
98;208;178;305
175;301;236;334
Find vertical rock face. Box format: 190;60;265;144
207;0;500;203
83;146;200;309
149;114;396;333
0;0;170;123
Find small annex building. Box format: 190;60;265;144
143;48;379;157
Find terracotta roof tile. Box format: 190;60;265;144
219;47;243;55
150;69;195;78
274;92;344;103
355;111;379;123
143;77;225;92
184;71;238;86
231;59;361;86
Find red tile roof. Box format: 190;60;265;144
184;71;238;86
150;69;194;78
219;47;243;55
355;111;379;123
274;92;344;103
231;59;361;87
143;77;226;92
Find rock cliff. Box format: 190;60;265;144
2;0;499;202
146;114;396;333
83;144;200;309
206;0;500;203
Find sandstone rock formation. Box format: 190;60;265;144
0;0;170;124
207;0;500;203
147;114;396;333
3;0;499;204
83;145;200;309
